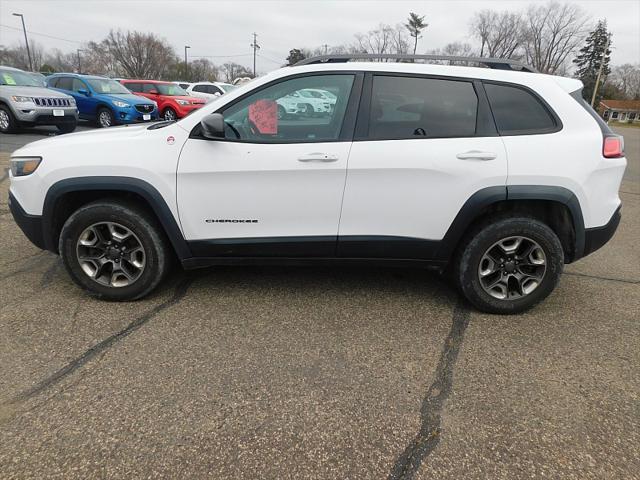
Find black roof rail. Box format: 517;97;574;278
295;54;537;73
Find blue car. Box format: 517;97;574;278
47;73;158;128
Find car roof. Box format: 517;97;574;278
49;73;109;80
0;65;23;71
121;79;172;84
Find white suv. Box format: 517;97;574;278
8;55;626;313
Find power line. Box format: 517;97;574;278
0;23;83;44
257;53;282;64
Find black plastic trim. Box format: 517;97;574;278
42;177;191;259
8;192;46;250
182;256;446;270
188;236;336;257
582;206;621;259
506;185;585;259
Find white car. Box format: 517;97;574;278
182;82;237;102
9;54;626;313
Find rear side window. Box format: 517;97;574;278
368;75;478;140
485;83;557;135
55;77;73;91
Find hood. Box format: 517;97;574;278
0;85;73;99
13;122;156;154
105;93;155;105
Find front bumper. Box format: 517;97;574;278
581;206;621;258
8;192;46;250
115;107;159;124
13;106;79;126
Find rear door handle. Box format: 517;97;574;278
456;150;497;161
297;153;339;163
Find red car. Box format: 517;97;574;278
119;79;206;120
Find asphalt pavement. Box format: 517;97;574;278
0;125;638;479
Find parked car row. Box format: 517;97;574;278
0;66;241;133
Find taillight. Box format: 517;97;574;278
603;135;624;158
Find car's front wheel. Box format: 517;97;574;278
0;105;19;133
455;217;564;314
59;200;170;300
96;107;114;128
163;107;177;121
57;121;77;134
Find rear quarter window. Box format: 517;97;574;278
484;82;558;135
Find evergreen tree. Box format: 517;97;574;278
286;49;306;66
405;12;428;55
573;20;612;103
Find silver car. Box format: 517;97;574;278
0;66;79;134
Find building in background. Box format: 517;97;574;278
598;99;640;123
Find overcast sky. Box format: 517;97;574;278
1;0;639;73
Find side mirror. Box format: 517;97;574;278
200;113;225;139
78;89;90;96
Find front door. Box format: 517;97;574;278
177;73;362;257
338;73;508;259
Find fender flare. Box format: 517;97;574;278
435;185;585;261
42;176;192;259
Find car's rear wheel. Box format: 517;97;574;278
277;105;286;120
454;217;564;314
0;105;19;133
96;107;114;128
59;200;170;301
163;107;177;121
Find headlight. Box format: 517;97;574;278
176;100;190;106
68;97;76;106
11;96;33;103
10;156;42;177
113;100;130;108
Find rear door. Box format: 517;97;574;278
338;73;507;259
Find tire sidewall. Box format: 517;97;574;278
457;218;564;314
0;105;17;133
59;202;167;300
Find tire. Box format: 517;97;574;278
277;105;286;120
163;107;177;121
57;121;77;134
59;200;171;301
96;107;114;128
300;103;313;117
0;105;19;133
454;217;564;314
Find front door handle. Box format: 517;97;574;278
298;153;339;163
456;150;497;161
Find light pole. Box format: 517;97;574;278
13;13;33;71
184;45;190;80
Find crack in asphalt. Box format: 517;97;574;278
5;277;194;407
564;271;639;284
388;301;471;480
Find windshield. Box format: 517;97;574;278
86;78;132;94
0;69;41;87
156;83;189;96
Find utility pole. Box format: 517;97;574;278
591;34;611;108
76;49;84;74
12;13;33;71
322;44;329;55
250;33;260;77
184;45;190;80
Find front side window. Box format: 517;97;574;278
193;84;208;93
221;74;354;143
368;75;478;140
142;83;158;94
71;78;87;92
485;83;557;134
125;82;142;92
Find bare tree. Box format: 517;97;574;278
353;23;411;58
1;41;45;71
221;62;253;83
101;30;175;78
611;64;640;99
470;10;524;58
522;2;588;74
